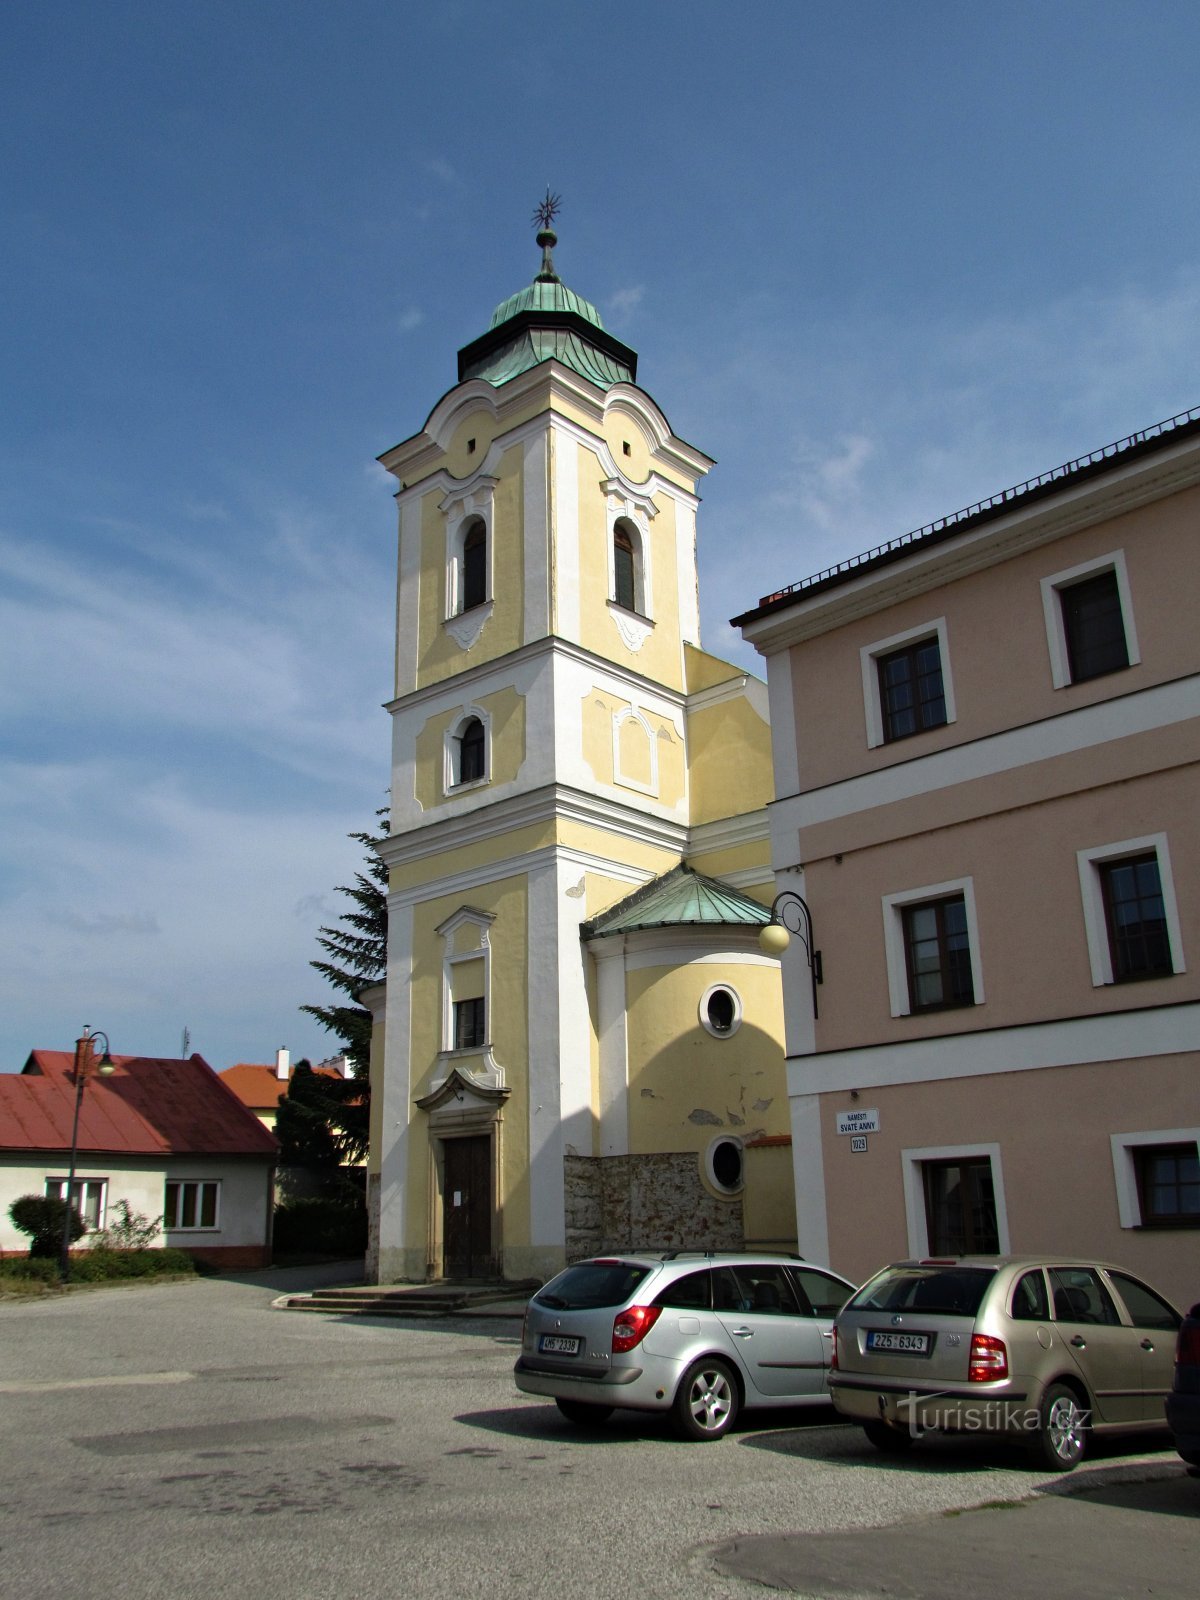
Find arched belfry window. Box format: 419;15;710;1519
613;523;637;612
458;716;485;784
461;519;487;612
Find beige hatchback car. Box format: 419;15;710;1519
830;1256;1181;1470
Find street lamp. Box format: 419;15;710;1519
59;1026;117;1282
758;891;823;1020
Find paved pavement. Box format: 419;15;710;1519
713;1466;1197;1597
0;1266;1192;1600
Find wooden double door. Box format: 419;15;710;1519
442;1135;493;1278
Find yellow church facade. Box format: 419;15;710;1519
365;217;793;1283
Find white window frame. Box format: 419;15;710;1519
46;1176;108;1230
1109;1127;1200;1229
860;618;956;750
1040;549;1140;690
1076;833;1185;987
698;982;743;1039
444;706;491;794
163;1179;220;1232
437;907;494;1057
901;1143;1010;1257
882;876;984;1018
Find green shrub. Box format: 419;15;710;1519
60;1248;199;1282
273;1195;366;1258
87;1200;160;1253
0;1256;59;1283
8;1193;86;1257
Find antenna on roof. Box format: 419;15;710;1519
181;1025;190;1058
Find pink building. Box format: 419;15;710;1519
734;408;1200;1308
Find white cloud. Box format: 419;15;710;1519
607;285;646;325
398;307;425;333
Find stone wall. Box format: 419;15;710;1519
564;1152;742;1262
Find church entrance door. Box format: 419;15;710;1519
442;1135;492;1278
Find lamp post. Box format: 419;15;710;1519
758;891;823;1020
59;1026;117;1282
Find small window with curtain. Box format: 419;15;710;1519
164;1180;219;1231
902;895;975;1011
922;1158;999;1254
454;996;486;1050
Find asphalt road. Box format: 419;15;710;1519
0;1266;1192;1600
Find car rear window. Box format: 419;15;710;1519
849;1266;995;1318
535;1261;653;1310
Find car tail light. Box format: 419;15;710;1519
968;1333;1008;1382
612;1304;662;1353
1177;1319;1200;1366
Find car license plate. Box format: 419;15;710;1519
538;1334;581;1355
866;1330;931;1354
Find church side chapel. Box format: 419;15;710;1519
365;198;793;1283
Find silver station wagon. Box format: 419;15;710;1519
830;1256;1182;1469
514;1252;856;1440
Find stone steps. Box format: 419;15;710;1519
277;1280;536;1317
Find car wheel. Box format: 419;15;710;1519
862;1419;915;1453
554;1399;613;1426
673;1357;739;1441
1032;1383;1089;1471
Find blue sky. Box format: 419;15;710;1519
4;0;1200;1073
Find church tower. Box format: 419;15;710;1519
367;204;790;1283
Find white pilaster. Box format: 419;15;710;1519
551;421;580;643
522;427;550;644
593;938;629;1156
377;897;415;1273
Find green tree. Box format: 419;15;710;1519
299;810;387;1163
9;1194;85;1258
302;811;387;1072
275;1061;343;1172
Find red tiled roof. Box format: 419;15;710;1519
1;1052;278;1159
219;1063;344;1111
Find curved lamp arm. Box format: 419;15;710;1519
758;891;823;1020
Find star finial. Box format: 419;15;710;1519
532;189;561;282
532;189;561;231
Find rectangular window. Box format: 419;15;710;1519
877;638;947;743
1061;569;1129;682
922;1158;999;1254
861;619;955;750
1135;1144;1200;1225
1101;853;1172;981
902;895;975;1011
46;1177;106;1230
164;1180;219;1230
454;996;486;1050
1041;551;1139;689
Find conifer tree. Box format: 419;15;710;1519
299;810;388;1162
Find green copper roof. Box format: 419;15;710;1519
457;219;637;390
489;278;605;330
581;865;771;940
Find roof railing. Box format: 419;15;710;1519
756;404;1200;608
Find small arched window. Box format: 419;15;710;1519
457;717;485;784
461;519;487;612
613;523;637;612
